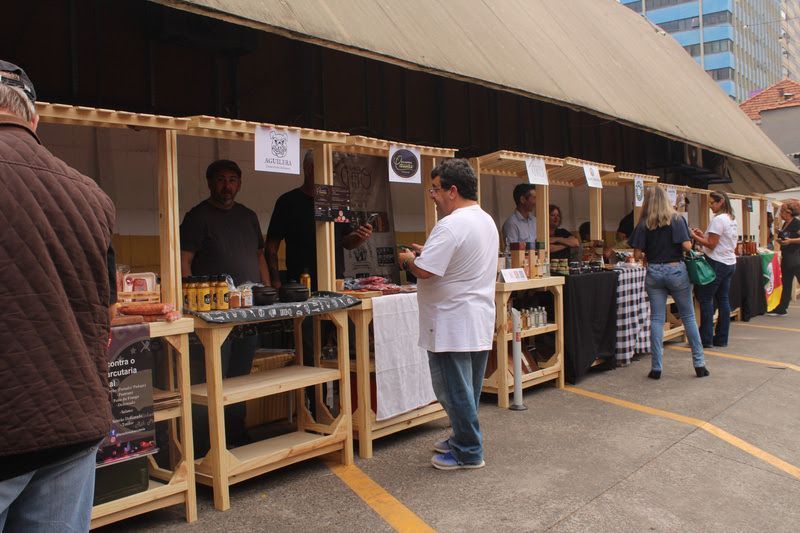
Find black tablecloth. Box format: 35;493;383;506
729;255;766;321
564;271;619;384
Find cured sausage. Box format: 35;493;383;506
118;303;175;316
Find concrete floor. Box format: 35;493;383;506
103;305;800;532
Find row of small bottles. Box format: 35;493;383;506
735;235;759;256
506;306;549;333
500;242;550;278
182;275;252;312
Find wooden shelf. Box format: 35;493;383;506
321;358;375;372
496;276;565;292
501;323;559;341
191;365;340;406
91;479;187;529
149;317;193;338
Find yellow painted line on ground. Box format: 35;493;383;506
326;461;434;533
565;386;800;480
671;345;800;372
734;322;800;333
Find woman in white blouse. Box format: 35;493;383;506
690;191;738;348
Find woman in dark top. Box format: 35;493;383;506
629;186;708;379
549;204;579;260
768;199;800;316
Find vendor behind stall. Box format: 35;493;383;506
502;183;536;247
549;204;579;260
266;150;373;290
180;159;267;454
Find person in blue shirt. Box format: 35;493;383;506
502;183;537;247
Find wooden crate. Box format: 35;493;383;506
118;289;161;304
244;350;295;428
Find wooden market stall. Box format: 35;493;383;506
35;103;197;527
174;116;355;510
325;135;454;459
472;151;566;406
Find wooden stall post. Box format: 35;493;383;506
741;196;752;244
314;144;335;292
422;155;437;236
158;130;182;306
759;197;769;247
588;188;603;242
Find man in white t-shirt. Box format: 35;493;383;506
397;158;499;470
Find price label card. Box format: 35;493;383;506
525;157;549;185
634;177;644;207
583;164;603;188
500;268;528;283
666;186;677;207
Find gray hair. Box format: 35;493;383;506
0;84;36;122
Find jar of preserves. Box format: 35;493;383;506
197;276;212;312
215;275;230;311
186;277;198;312
182;277;190;311
241;286;253;308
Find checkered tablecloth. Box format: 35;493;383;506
615;266;650;365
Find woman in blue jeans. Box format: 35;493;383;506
691;191;738;347
629;187;708;379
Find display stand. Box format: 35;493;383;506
35;103;198;526
192;312;352;511
337;297;446;459
328;136;455;457
472;151;573;407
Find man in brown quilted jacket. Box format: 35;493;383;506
0;61;116;532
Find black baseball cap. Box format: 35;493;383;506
0;60;36;103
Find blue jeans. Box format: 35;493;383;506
645;263;705;371
696;257;736;346
0;442;100;532
427;350;489;465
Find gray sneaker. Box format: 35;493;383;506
431;451;485;470
433;438;451;454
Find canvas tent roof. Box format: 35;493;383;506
156;0;800;193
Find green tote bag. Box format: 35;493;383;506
683;250;716;286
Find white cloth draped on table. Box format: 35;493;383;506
372;293;437;421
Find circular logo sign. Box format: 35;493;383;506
391;149;419;179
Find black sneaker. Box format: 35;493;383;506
766;310;787;317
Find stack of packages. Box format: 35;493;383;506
112;303;181;326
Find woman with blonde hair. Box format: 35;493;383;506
629;186;708;379
691;191;738;347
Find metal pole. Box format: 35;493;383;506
509;308;527;411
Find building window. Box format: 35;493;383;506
645;0;695;10
707;67;734;80
625;1;642;13
684;39;733;56
657;11;732;33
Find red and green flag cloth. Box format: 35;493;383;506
760;252;782;312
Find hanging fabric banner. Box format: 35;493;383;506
634;177;644;207
334;152;400;282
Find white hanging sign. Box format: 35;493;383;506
388;145;422;184
254;126;300;174
666;186;678;207
525;157;549;185
583;164;603;188
634;177;645;207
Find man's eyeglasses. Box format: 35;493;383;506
428;185;452;195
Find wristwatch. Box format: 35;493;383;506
402;259;410;271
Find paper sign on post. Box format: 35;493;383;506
255;126;300;174
746;198;754;212
525;157;549;185
634;177;644;207
583;164;603;188
666;186;677;207
388;145;421;183
500;268;528;283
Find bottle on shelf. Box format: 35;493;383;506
300;269;312;297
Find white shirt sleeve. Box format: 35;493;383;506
414;224;457;277
707;215;725;236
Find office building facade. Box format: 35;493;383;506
622;0;784;101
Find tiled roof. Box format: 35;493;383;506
740;79;800;120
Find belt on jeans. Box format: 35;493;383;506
649;261;681;266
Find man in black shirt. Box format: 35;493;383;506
180;159;267;453
180;159;269;286
616;210;634;242
266;151;372;290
